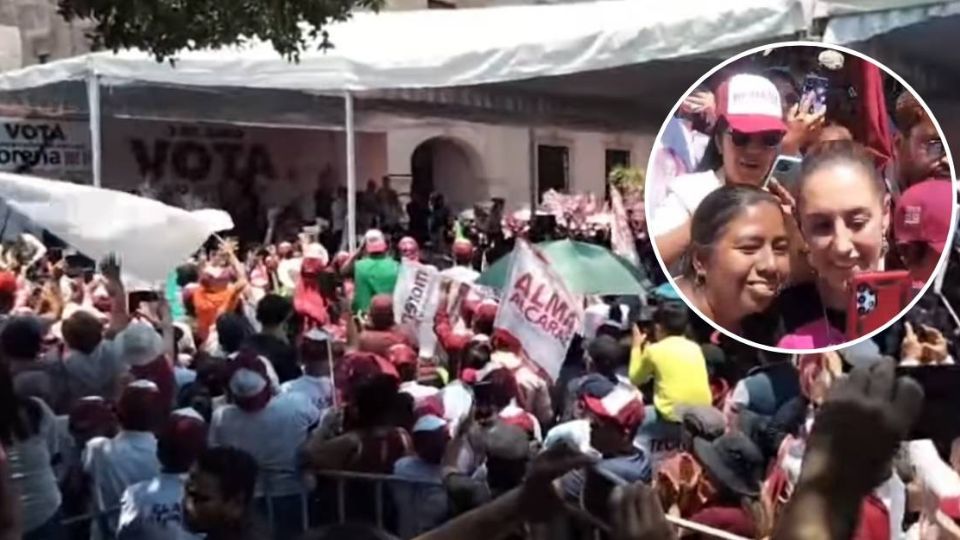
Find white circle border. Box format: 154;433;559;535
642;40;959;355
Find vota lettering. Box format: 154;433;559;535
3;123;66;142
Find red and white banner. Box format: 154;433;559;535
393;259;443;357
610;185;639;267
494;240;582;382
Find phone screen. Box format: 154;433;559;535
846;271;912;340
766;155;803;190
802;74;829;116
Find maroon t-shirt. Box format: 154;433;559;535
688;505;756;539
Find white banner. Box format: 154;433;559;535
494;240;583;382
393;259;443;358
0;118;92;182
0;171;233;285
610;185;640;267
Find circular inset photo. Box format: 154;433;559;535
645;42;956;353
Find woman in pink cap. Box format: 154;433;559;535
652;73;788;270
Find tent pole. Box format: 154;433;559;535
528;127;537;210
344;90;357;252
86;70;102;188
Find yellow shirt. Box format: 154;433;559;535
629;335;712;422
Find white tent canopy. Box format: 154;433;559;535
0;0;809;92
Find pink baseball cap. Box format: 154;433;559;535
894;179;953;252
716;74;787;134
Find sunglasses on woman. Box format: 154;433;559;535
728;130;784;148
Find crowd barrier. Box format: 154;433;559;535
58;468;745;540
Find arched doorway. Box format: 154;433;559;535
410;137;484;212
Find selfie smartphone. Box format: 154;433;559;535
846;270;912;340
128;290;161;315
896;365;960;456
765;155;803;190
802;74;829;115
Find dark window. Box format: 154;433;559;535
537;145;569;202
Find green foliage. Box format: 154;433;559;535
58;0;385;63
607;165;644;195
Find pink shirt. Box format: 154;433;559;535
777;318;846;349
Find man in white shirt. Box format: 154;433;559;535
209;352;320;537
117;408;207;540
440;238;480;285
84;380;166;538
280;328;335;413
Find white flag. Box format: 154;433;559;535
0;171;232;284
393;259;443;358
494;240;583;382
610;186;640;267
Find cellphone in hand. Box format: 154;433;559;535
765;155;803;190
846;270;912;340
801;74;829;116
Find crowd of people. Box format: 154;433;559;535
648;46;953;349
0;201;954;540
0;46;957;540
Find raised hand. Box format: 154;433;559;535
800;358;923;498
610;483;677;540
100;254;122;283
901;322;924;362
519;447;596;522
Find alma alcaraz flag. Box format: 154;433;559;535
494;239;583;382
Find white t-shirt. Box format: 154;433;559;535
84;431;161;535
280;375;334;412
209;393;320;497
400;381;440;406
277;258;303;291
117;473;202;540
648;169;723;237
440;266;480;285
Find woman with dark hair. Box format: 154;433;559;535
651;73;787;269
0;355;63;539
776;141;892;349
675;185;791;343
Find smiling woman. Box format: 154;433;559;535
774;140;891;349
649;73;787;270
675;185;790;341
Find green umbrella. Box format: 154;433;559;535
477;239;650;297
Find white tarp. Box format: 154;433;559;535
0;171;233;284
0;0;808;92
822;0;960;43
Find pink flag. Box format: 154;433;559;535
610;186;640;267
